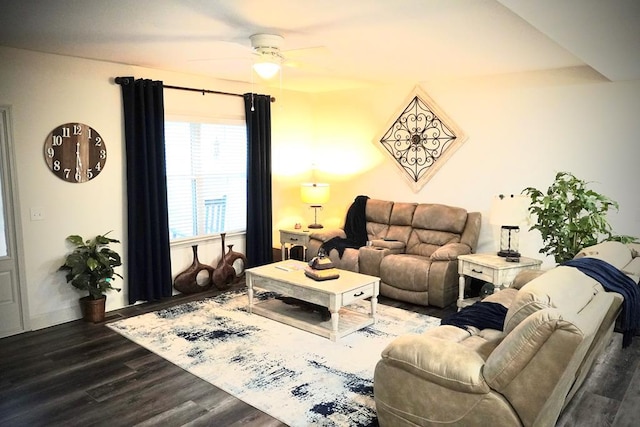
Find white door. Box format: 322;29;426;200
0;106;29;338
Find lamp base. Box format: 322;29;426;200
308;223;324;229
497;249;521;258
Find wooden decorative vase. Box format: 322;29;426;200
173;245;214;294
224;243;248;284
213;233;244;290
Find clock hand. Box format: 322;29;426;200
76;142;83;171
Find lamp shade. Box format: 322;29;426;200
490;194;529;226
300;183;330;205
253;60;280;79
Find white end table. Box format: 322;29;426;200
279;229;310;260
457;253;542;310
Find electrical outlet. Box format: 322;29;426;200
30;207;45;221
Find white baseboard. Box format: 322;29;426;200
30;306;82;330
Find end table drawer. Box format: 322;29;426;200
342;284;374;305
281;231;308;245
461;262;493;283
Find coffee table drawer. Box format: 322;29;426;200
342;284;374;305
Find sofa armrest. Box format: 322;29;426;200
359;246;390;277
308;229;346;242
430;242;472;261
305;229;346;260
511;269;546;289
380;334;490;394
371;239;406;252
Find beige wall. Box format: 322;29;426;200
0;46;313;329
2;46;639;330
274;69;640;267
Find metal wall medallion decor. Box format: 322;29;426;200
377;86;466;192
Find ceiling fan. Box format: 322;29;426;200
189;33;329;80
250;34;285;79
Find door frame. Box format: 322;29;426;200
0;105;30;336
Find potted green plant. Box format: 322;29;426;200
59;232;122;322
522;171;635;264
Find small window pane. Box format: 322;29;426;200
165;121;246;240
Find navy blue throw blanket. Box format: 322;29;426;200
321;195;369;258
441;301;508;332
563;258;640;348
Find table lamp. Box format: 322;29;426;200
300;183;330;229
490;194;529;260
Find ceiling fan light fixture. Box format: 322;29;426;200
253;54;281;79
250;34;284;80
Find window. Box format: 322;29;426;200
165;120;247;240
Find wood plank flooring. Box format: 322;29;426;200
1;284;638;426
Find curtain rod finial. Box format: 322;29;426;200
114;76;133;85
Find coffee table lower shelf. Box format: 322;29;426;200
251;298;374;341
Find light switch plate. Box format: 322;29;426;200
30;207;45;221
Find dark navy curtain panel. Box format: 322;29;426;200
244;93;273;267
117;77;173;304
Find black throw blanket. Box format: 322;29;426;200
441;301;508;332
563;257;640;348
321;195;369;258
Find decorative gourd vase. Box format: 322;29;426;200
212;233;237;290
223;243;248;284
173;245;214;294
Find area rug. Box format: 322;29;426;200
107;289;442;426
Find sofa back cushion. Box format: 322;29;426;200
574;240;633;270
504;266;600;334
406;204;467;256
386;202;417;243
365;199;394;240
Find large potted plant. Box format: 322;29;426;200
522;171;635;264
59;232;122;322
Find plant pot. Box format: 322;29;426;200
80;295;106;323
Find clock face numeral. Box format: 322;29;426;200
43;123;107;183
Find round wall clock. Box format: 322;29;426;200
43;122;107;183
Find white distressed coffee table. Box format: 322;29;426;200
245;260;380;341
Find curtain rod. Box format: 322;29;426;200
114;77;275;102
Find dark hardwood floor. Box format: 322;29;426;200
1;284;638;427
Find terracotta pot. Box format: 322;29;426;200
80;295;106;323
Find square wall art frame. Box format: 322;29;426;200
376;86;466;192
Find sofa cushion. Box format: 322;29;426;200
385;203;416;243
504;267;599;334
371;239;405;250
407;229;462;257
622;257;640;281
411;203;468;234
380;255;431;292
380;334;491;394
389;202;417;226
405;204;467;257
363;199;394;241
365;199;393;224
574;241;632;270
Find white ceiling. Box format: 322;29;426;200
0;0;638;92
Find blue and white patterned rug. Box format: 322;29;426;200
107;289;441;427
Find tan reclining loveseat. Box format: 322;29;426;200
306;199;481;308
374;241;640;426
